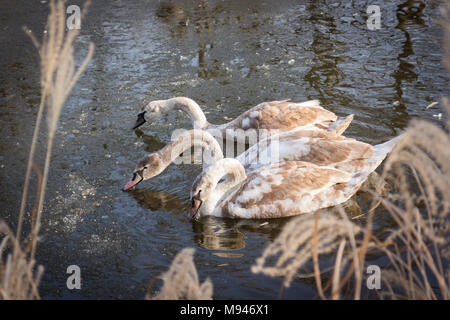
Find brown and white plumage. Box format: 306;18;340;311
189;135;404;219
132;97;353;142
238;128;373;172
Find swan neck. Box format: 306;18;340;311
159;129;223;167
166;97;209;129
202;159;247;215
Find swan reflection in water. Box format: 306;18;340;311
190;194;370;258
127;185;380;258
191;216;293;258
127;187;293;257
127;187;187;213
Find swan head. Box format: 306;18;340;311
189;175;209;219
189;169;219;219
188;158;245;219
132;100;164;129
122;153;164;191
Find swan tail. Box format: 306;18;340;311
340;133;404;196
364;133;406;173
373;133;405;158
328;114;354;136
296;99;321;108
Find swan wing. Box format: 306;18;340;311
222;100;338;133
219;161;353;218
240;135;374;172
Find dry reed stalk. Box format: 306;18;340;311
335;205;365;300
251;212;362;292
372;109;450;299
26;0;94;261
374;14;450;294
312;211;325;300
331;239;346;300
1;0;93;299
0;222;44;299
147;248;213;300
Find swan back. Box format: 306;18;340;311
217;100;337;134
190;135;405;219
238;132;374;172
219;161;352;218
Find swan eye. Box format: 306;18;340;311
192;190;202;201
144;166;148;170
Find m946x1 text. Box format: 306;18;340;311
224;304;268;315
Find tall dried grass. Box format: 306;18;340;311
251;212;362;296
375;116;450;299
147;248;213;300
0;0;93;299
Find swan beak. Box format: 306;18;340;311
122;173;142;191
132;112;146;130
189;197;202;219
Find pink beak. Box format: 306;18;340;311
188;207;198;220
122;178;141;191
188;198;202;219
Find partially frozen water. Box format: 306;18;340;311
0;0;448;299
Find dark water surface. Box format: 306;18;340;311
0;0;448;299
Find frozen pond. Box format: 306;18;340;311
0;0;448;299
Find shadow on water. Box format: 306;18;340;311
304;1;344;105
128;183;368;259
128;187;188;214
391;0;426;127
188;192;370;261
191;216;293;257
134;128;167;152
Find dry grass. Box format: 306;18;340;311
372;106;450;299
0;0;93;299
0;223;44;299
251;212;362;292
147;248;213;300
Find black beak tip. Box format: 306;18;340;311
132;112;147;130
132;121;145;130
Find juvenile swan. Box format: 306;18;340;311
189;135;404;219
133;97;353;141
